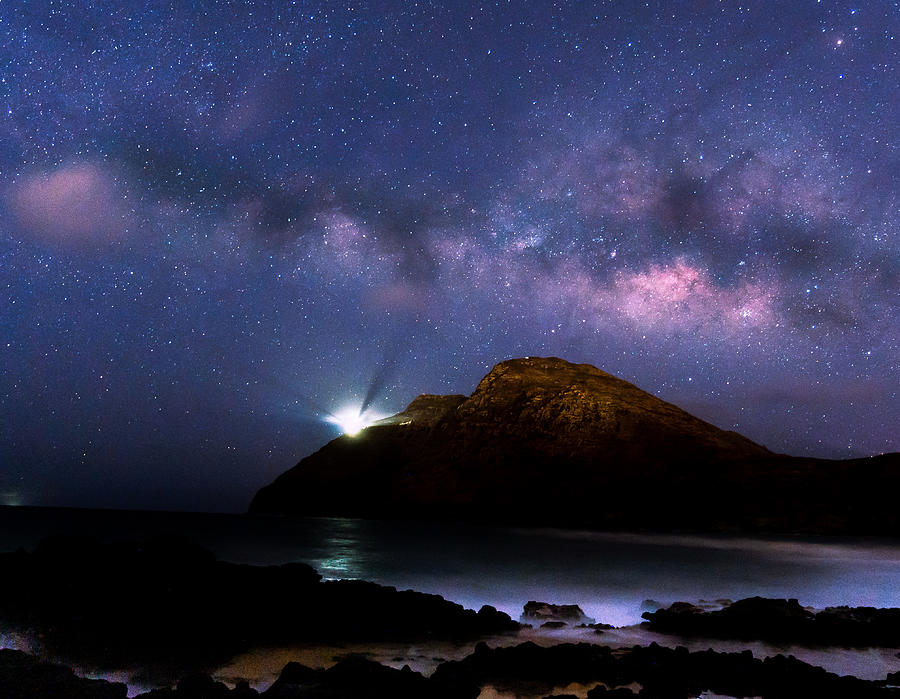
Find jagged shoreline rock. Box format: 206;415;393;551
430;641;900;698
8;641;900;699
521;601;596;627
250;357;900;536
0;649;127;699
643;596;900;647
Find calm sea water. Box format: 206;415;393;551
3;505;900;626
4;505;900;691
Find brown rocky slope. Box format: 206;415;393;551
250;357;900;535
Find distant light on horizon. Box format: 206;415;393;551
2;491;23;507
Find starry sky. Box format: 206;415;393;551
1;1;897;512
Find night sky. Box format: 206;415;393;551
1;1;897;512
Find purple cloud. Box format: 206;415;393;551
8;162;131;247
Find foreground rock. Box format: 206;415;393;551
258;656;468;699
250;356;900;536
138;674;258;698
0;536;518;671
0;649;126;699
431;641;900;698
137;657;474;699
9;641;900;699
643;596;900;647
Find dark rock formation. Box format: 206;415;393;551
888;669;900;685
431;641;617;691
0;648;127;699
264;655;486;699
523;601;595;626
10;641;900;699
265;661;321;690
431;641;900;698
138;674;258;698
0;536;519;672
585;689;636;698
250;356;900;535
260;656;440;699
643;596;900;647
541;621;568;629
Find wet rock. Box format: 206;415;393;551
137;673;261;698
232;681;258;699
523;601;596;625
318;656;429;698
0;648;127;699
176;674;232;696
887;669;900;685
319;579;520;639
643;596;900;647
431;641;900;698
586;688;636;698
263;655;475;699
478;604;522;632
261;662;323;698
275;661;321;685
815;605;900;646
431;641;617;692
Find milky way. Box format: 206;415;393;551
1;1;897;511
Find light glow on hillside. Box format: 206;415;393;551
326;407;384;436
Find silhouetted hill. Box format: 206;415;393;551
250;357;900;535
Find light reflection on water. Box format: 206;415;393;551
306;517;376;579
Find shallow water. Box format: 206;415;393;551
3;506;900;692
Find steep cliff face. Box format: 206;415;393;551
249;357;900;535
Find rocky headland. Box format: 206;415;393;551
250;357;900;535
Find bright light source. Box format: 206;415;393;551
326;407;383;436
